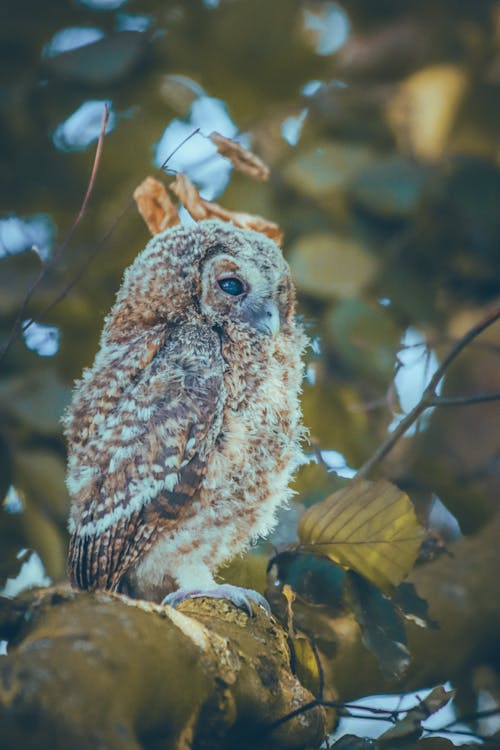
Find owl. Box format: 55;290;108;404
64;219;308;612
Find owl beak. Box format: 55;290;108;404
253;300;280;337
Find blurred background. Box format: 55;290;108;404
0;0;499;606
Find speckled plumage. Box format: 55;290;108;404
64;219;308;602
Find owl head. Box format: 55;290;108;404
104;220;296;342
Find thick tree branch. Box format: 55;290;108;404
2;515;500;748
0;591;326;750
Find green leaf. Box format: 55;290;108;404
0;370;70;436
14;449;69;521
284;141;377;201
352;155;432;219
298;480;425;592
288;232;377;301
344;571;410;679
325;298;401;385
269;550;346;610
394;582;439;630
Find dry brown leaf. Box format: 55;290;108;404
210;132;270;181
229;211;283;245
168;173;283;244
133;177;180;235
167;173;208;221
378;685;454;743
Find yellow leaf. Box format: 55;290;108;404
282;583;296;638
297;480;425;592
386;64;468;160
291;633;321;696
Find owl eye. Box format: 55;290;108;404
217;276;246;296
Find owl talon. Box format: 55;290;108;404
163;584;271;617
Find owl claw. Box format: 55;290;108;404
163;584;271;617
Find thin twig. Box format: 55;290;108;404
0;104;110;366
266;695;500;741
32;198;133;325
159;127;200;171
265;697;411;734
356;304;500;479
68;104;110;239
440;706;500;728
430;391;500;407
323;700;401;718
4;123;202;342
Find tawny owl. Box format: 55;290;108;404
64;219;307;611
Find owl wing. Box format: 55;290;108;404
67;325;225;591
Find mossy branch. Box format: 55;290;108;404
2;515;500;748
0;590;326;750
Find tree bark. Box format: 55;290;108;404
0;589;326;750
1;516;499;749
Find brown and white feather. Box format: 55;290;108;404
64;220;307;601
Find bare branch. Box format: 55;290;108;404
0;104;110;366
356;303;500;479
31;199;132;325
430;391;500;407
159;127;200;171
0;591;326;749
425;304;500;394
267;696;500;742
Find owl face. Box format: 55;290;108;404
199;245;291;337
106;221;295;343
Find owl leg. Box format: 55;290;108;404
163;584;271;617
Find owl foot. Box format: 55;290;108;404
163;584;271;617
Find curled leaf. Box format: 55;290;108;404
298;480;425;592
378;685;454;744
225;210;283;245
210;132;270;181
133;177;180;235
167;173;209;221
168;173;283;244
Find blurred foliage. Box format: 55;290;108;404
1;0;500;746
269;548;437;680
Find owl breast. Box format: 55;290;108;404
65;220;309;602
132;321;307;597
